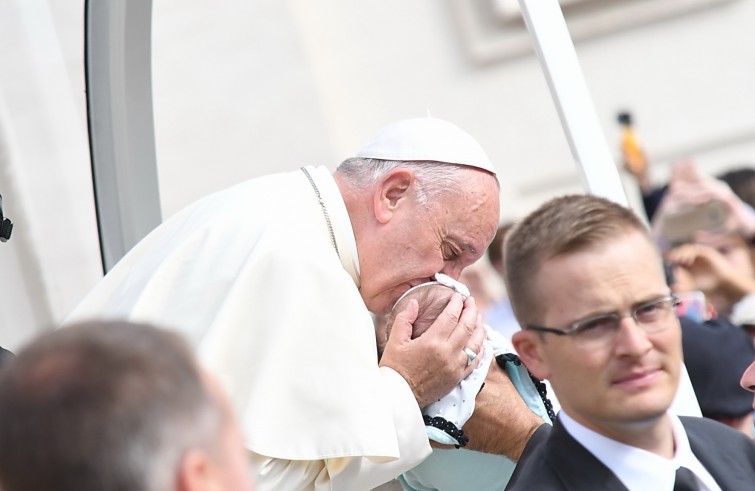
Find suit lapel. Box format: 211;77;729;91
545;418;630;491
683;417;752;490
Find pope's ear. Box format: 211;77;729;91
373;168;414;224
512;330;551;380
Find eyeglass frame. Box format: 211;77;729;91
523;295;681;344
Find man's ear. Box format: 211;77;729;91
373;168;414;224
512;330;551;380
177;449;214;491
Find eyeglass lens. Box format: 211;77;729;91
573;297;678;347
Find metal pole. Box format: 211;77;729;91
518;0;701;417
85;0;162;273
518;0;628;207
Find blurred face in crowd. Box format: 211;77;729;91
358;168;499;315
513;231;682;440
695;231;755;280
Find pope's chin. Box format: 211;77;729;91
363;286;413;316
612;375;679;421
361;292;394;316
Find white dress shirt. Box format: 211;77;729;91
560;411;721;491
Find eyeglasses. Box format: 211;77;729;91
524;295;681;349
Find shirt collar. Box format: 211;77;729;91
560;411;720;491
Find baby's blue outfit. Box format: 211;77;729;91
398;330;556;491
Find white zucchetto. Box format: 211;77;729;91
356;116;496;175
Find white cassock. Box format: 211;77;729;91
65;165;431;490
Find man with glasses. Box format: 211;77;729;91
503;194;755;491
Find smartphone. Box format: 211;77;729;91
659;199;728;246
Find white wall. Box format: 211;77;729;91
0;0;100;350
152;0;755;222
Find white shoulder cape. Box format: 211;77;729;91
66;166;415;460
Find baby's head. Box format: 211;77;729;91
385;274;471;342
388;284;456;340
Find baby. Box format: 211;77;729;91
384;274;556;448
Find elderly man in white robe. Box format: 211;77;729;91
65;117;544;490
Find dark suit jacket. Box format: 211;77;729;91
505;416;755;490
0;346;12;368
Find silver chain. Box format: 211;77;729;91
301;167;340;258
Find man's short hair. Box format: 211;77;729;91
504;194;652;325
486;222;515;272
0;321;224;491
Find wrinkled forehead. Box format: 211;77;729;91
535;231;667;292
439;184;500;249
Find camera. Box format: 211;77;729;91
0;194;13;242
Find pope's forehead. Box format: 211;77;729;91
447;207;499;247
536;232;667;288
444;175;499;223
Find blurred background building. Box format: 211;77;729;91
1;0;754;349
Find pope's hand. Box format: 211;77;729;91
379;294;485;408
